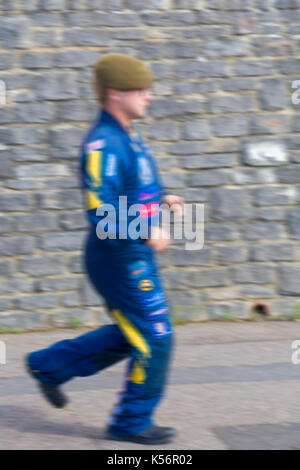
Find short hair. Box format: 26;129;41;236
93;70;107;107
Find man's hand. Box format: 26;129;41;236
145;226;170;253
162;194;184;217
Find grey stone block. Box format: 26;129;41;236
33;29;61;47
187;170;229;187
4;180;44;191
207;302;249;319
0;312;48;330
233;12;259;34
30;12;64;26
250;114;291;135
14;213;58;232
177;60;230;78
20;52;56;69
18;255;64;276
277;58;300;74
276;166;300;184
278;265;300;295
239;286;275;298
61;292;81;307
36;190;83;210
55;49;100;66
210;188;253;221
257;208;287;221
0;280;34;295
161;172;186;189
0;16;32;49
287;209;300;238
211;116;249;137
49;309;95;328
225;0;252;9
82;278;104;306
0;194;32;212
164;41;198;59
162;270;188;290
168;247;212;266
168;291;205;321
141;10;197;26
242;140;288;166
61;27;111;47
205;224;239;241
0;215;15;233
220;78;256;91
0;260;13;277
59;211;88;230
36;277;79;292
49;126;86;150
232;168;275;185
240;222;283;240
208;95;255;113
69;255;85;273
37;232;85;252
249;243;296;261
47;178;80;189
252;36;294;57
185;267;230;288
271;299;300;318
259;78;286;111
0;53;14;70
232;264;274;284
34;72;78;101
183;25;232;39
14;103;56;123
176;188;208;202
148;122;181;141
181;154;237;169
55;101;97;122
0;152;13;177
233;60;274;76
40;0;66;9
0;297;15;311
10;147;48;163
215;245;248;265
183;120;211;140
0;127;46;145
104;11;141;26
0;236;34;256
16;163;70;178
254;187;295;206
0;312;47;330
16;294;58;311
203;39;248;57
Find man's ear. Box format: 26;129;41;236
107;88;122;103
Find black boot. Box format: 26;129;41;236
106;425;176;445
25;356;68;409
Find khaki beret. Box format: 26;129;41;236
94;53;154;91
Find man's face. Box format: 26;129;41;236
118;88;153;119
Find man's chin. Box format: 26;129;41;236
130;110;146;120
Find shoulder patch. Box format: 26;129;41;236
86;139;106;152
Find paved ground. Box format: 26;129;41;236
0;321;300;450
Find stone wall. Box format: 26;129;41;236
0;0;300;329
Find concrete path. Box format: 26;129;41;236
0;321;300;450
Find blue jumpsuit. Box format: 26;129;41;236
27;110;174;437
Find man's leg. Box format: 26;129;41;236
88;251;175;438
107;307;174;437
26;324;131;387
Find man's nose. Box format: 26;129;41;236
145;91;153;101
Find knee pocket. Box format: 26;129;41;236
145;333;174;396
